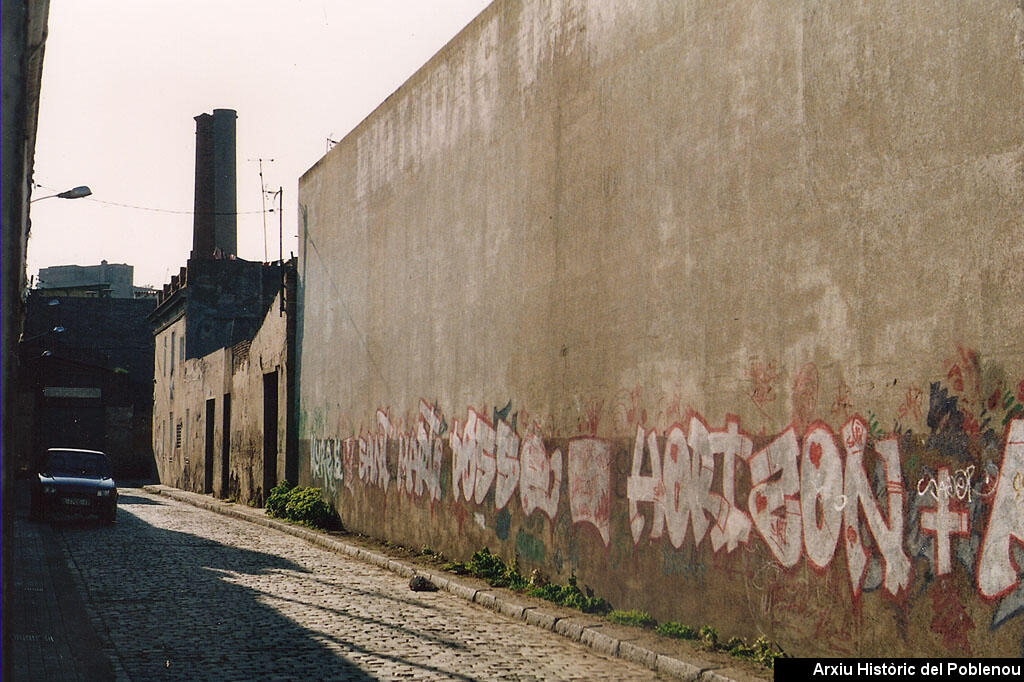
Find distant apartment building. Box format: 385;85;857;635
37;260;158;299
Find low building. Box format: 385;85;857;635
148;257;296;502
14;290;156;478
37;260;135;299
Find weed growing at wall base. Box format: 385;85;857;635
440;547;783;668
265;480;340;530
656;620;782;669
442;548;611;614
606;609;657;629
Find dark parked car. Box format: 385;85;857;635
30;448;118;524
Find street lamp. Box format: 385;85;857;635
19;326;65;344
31;185;92;202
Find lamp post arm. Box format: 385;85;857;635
31;186;91;203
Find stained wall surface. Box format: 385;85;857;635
152;292;290;502
297;0;1024;656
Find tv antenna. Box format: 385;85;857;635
248;157;275;261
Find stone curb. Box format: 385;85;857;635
141;485;755;682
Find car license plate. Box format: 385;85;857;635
62;497;90;506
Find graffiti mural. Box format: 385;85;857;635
568;438;611;545
304;368;1024;657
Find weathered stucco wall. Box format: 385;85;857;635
297;0;1024;657
153;292;290;502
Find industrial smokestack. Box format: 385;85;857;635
191;109;237;259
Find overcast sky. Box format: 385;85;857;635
28;0;492;289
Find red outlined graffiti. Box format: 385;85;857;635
791;363;819;434
830;380;853;419
313;400;1024;610
494;418;522;509
613;384;646;431
977;418;1024;599
519;425;562;520
576;398;604;436
342;437;357;492
945;345;981;399
627;423;667;544
707;416;754;553
919;468;970;575
800;423;843;571
748;426;803;568
896;386;924;424
842;416;911;598
665;416;721;551
450;408;496;505
747;360;780;414
396;400;443;502
627;416;734;552
567;438;611;545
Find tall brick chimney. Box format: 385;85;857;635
191;108;237;259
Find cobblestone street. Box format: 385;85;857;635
52;488;663;681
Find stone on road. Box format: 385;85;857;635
58;488;661;680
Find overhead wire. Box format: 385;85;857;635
31;183;271;216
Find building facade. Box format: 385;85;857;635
148;108;297;503
14;290;156;478
296;0;1024;658
149;258;296;502
37;260;136;299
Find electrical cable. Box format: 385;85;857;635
31;183;269;216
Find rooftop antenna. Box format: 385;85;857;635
248;157;274;261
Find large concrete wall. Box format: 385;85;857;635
297;0;1024;657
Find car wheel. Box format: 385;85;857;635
102;507;116;524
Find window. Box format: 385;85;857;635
170;331;176;374
162;336;167;376
175;421;182;449
168;412;174;459
180;337;185;363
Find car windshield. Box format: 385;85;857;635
45;451;111;478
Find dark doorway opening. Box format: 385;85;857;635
220;393;231;497
204;399;215;493
263;371;278;498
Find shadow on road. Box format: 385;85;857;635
53;492;377;681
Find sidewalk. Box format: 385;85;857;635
6;481;118;681
143;484;768;682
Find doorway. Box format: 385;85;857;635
263;371;279;497
204;399;215;493
220;394;231;497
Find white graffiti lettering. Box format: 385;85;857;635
397;400;443;502
842;417;910;597
800;424;843;570
917;465;976;503
310;438;344;495
749;427;802;568
568;438;611;545
977;420;1024;598
707;417;753;552
920;467;970;575
519;429;562;520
